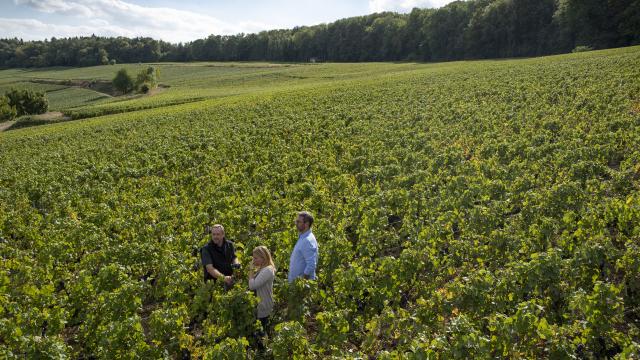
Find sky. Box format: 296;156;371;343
0;0;458;43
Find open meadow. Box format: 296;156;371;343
1;46;640;358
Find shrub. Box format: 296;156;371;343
4;89;48;116
0;96;17;121
203;337;249;360
135;66;159;93
315;310;350;350
271;321;311;359
139;83;151;94
283;278;317;322
148;305;189;353
112;68;134;94
573;45;594;53
109;59;117;65
207;287;259;339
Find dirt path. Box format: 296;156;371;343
32;111;68;121
0;121;16;132
0;112;71;132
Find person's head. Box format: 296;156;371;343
295;211;314;233
252;246;275;270
210;224;225;245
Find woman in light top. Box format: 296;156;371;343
248;245;276;333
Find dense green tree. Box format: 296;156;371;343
4;89;48;116
135;66;159;93
112;68;134;94
0;96;17;121
612;0;640;44
557;0;618;49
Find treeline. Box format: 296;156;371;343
1;0;639;67
0;37;173;67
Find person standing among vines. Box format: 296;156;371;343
201;224;240;289
288;211;318;282
248;246;276;344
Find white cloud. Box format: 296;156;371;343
5;0;274;43
369;0;457;13
0;17;129;39
15;0;94;17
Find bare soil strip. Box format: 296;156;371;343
0;121;16;132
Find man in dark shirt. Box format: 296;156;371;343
201;224;239;286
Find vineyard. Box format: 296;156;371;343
1;46;640;358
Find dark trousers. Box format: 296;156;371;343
257;316;269;336
255;316;269;349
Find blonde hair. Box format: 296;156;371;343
253;246;276;272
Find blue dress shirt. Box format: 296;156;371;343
288;229;318;282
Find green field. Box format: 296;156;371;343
1;46;640;358
1;61;473;119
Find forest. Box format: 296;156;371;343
1;0;639;67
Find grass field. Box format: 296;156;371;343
1;46;640;358
1;61;461;118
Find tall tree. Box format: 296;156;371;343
112;68;134;94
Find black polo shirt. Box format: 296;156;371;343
201;238;237;282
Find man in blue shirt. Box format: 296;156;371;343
288;211;319;282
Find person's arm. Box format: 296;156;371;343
220;242;238;285
302;240;318;279
205;264;226;280
249;267;274;290
202;247;229;282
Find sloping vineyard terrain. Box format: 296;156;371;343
1;46;640;358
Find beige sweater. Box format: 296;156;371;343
249;266;275;319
